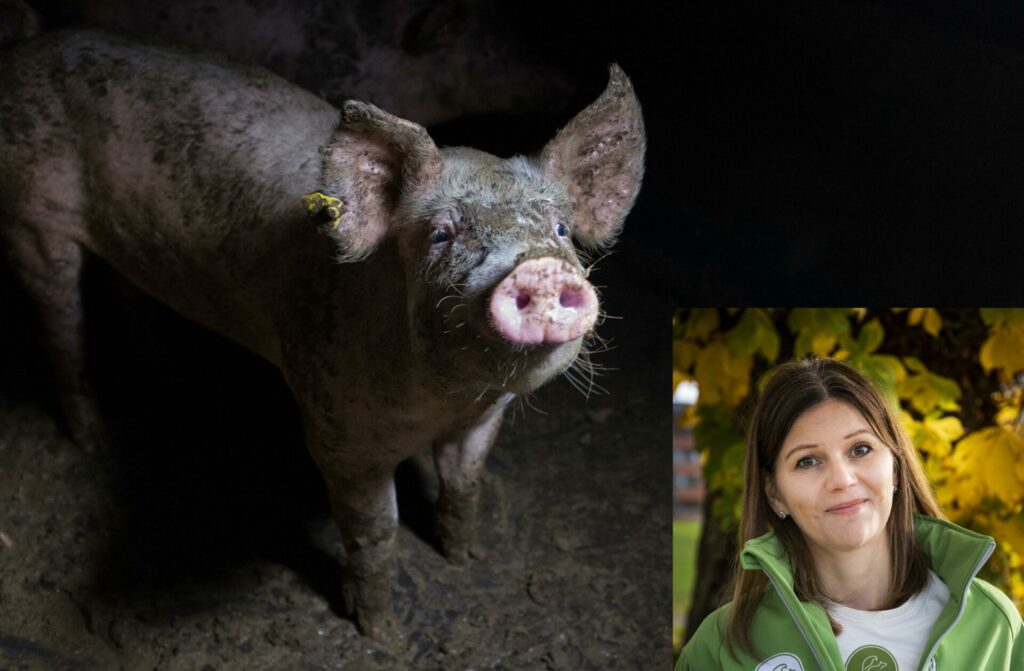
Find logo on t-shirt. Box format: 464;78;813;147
754;653;804;671
845;645;899;671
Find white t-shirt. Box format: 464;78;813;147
828;570;950;671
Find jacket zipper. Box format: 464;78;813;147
762;571;833;671
916;540;995;671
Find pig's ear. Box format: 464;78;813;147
540;64;645;249
320;101;443;261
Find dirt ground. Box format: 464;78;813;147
0;238;671;670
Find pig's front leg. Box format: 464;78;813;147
319;466;400;642
432;400;508;565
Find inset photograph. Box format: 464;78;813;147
673;308;1024;670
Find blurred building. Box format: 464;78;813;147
673;382;704;519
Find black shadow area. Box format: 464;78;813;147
77;262;345;616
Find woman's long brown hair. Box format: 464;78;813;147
725;357;944;661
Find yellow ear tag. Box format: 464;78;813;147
301;191;345;229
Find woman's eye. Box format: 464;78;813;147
796;456;818;469
851;443;872;458
431;229;450;245
555;222;568;237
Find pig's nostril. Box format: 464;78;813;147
490;259;599;346
559;289;585;309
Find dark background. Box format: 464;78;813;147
563;0;1024;305
465;0;1023;306
549;0;1024;305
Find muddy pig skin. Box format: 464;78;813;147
0;30;645;640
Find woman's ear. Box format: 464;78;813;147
764;476;785;515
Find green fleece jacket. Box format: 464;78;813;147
675;516;1022;670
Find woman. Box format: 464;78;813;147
675;358;1022;671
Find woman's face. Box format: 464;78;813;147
766;398;896;557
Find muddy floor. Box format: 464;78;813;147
0;238;671;670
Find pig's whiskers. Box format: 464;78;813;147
584;328;616;355
582;249;614;278
561;341;610;399
510;392;546;424
435;294;461;309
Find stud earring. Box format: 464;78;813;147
777;510;787;519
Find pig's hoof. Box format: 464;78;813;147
65;394;111;453
468;542;487;561
342;575;401;644
445;544;471;566
71;419;111;453
442;538;487;566
356;607;399;644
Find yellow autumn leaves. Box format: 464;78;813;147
907;307;942;337
673;308;774;411
943;428;1024;511
979;309;1024;381
942;311;1024;517
673;308;1024;612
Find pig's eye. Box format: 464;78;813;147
556;222;569;237
431;229;450;245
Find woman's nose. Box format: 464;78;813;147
826;460;857;489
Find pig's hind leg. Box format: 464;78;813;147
5;226;108;452
432;403;507;564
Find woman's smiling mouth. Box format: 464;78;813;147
826;498;869;515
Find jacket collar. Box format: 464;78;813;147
910;515;995;601
740;515;994;598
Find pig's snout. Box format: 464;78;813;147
489;258;599;346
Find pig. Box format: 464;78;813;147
0;30;645;640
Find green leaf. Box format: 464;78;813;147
694;403;746;479
727;308;780;363
837;333;858;354
857;319;884;354
848;353;905;408
903;356;926;374
980;309;1024;328
686;309;720;342
694;340;752;408
787;308;851;357
898;363;962;415
708;441;746;529
754;308;781;363
727;309;760;357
